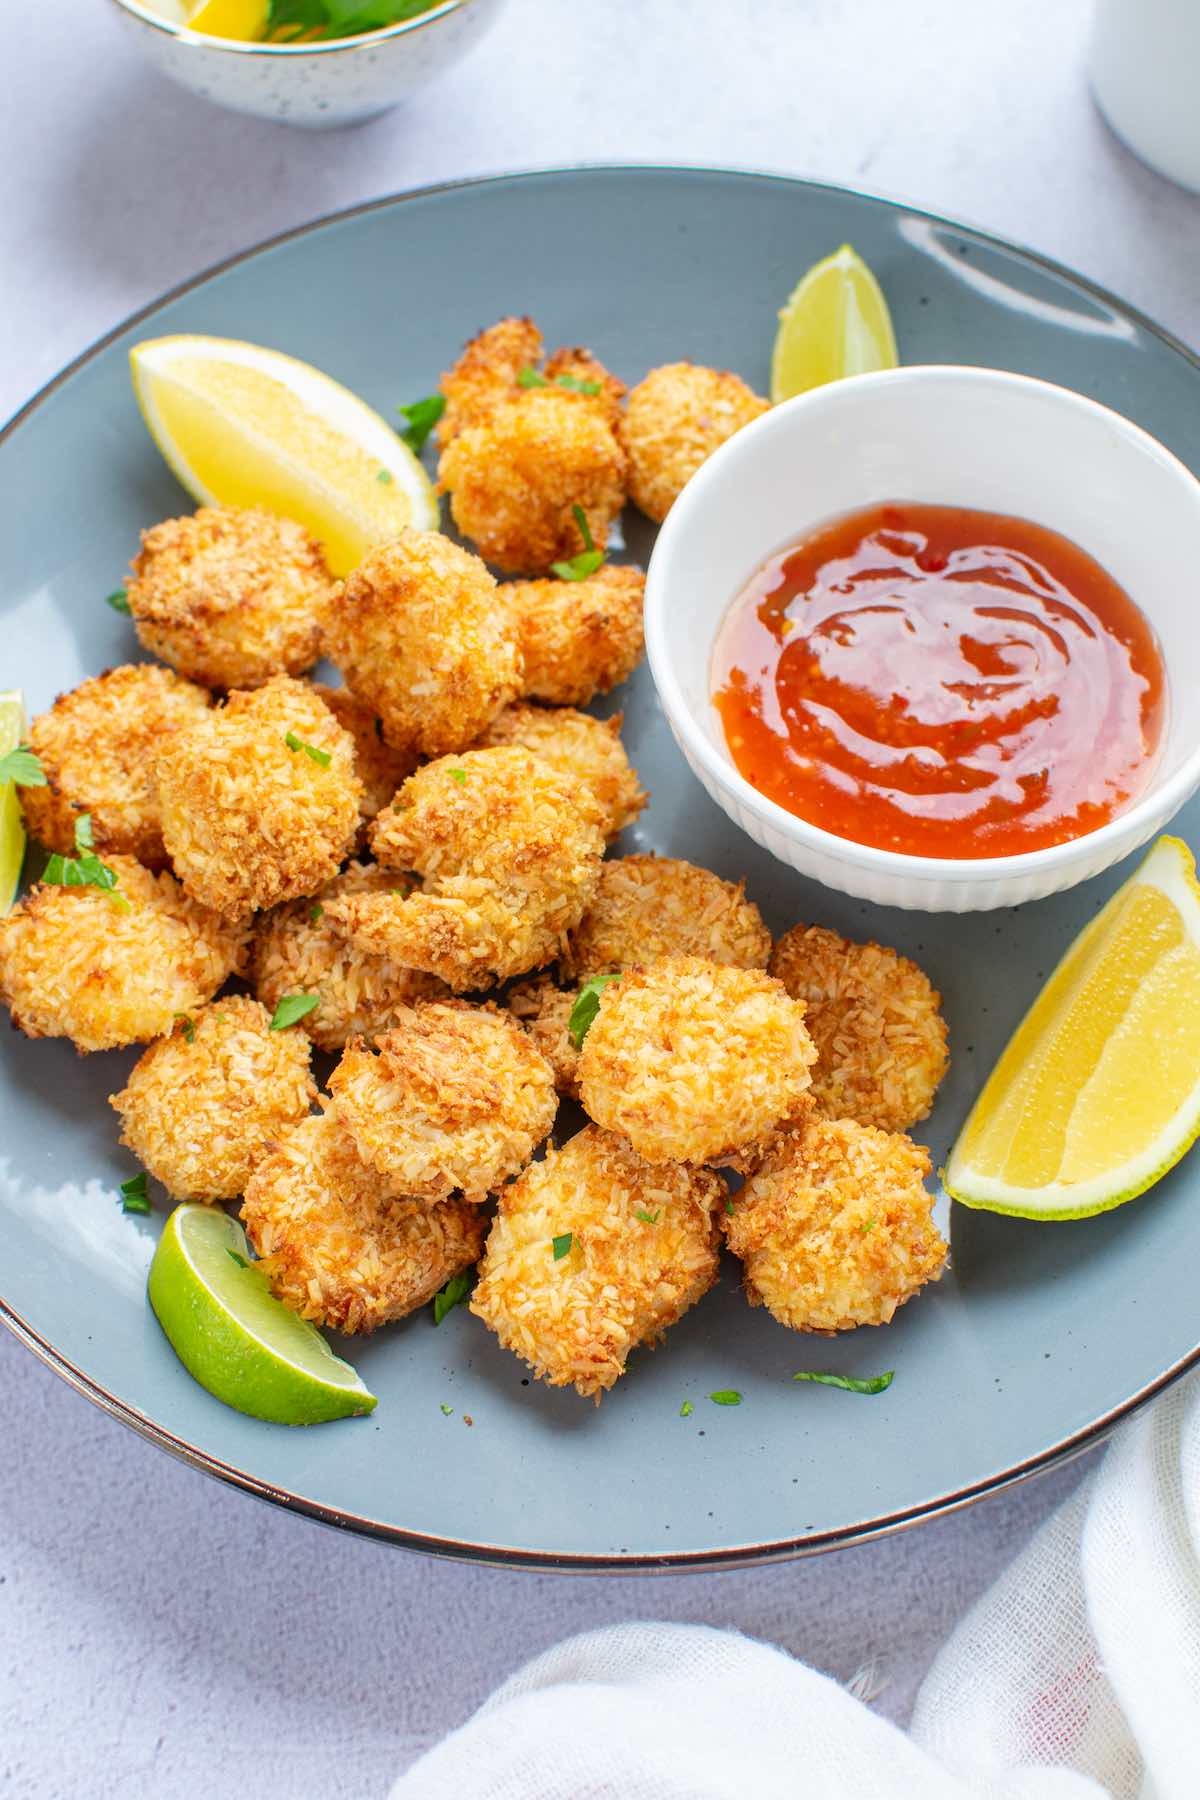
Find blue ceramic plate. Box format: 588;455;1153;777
3;168;1199;1569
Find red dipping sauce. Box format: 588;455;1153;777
712;502;1165;859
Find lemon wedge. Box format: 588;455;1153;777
770;244;898;403
945;837;1200;1219
0;692;30;916
130;335;439;578
186;0;267;38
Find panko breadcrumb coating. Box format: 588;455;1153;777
470;1125;723;1397
769;925;950;1133
21;663;210;867
439;388;627;575
242;1110;486;1335
252;862;443;1052
506;974;581;1098
110;996;314;1201
311;684;417;829
578;955;816;1166
437;316;545;447
326;747;605;989
155;675;361;917
126;506;335;689
328;1002;557;1201
324;531;521;758
620;362;769;522
0;858;247;1052
472;703;646;839
506;565;645;706
724;1114;947;1333
566;855;772;980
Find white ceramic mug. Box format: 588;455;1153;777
1091;0;1200;192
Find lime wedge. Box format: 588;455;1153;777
0;691;29;915
945;837;1200;1220
148;1204;376;1424
770;244;899;403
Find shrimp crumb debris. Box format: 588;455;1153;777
326;746;605;990
471;702;646;840
241;1110;486;1336
126;506;335;689
578;955;817;1167
504;565;646;707
110;996;315;1201
0;859;247;1052
328;1001;558;1202
769;924;949;1133
470;1125;723;1398
155;674;361;917
724;1113;947;1333
620;361;769;522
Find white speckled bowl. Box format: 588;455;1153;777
645;365;1200;913
107;0;507;129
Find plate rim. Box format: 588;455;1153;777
5;161;1199;1572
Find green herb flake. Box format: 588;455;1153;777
119;1172;151;1215
0;745;47;788
267;0;443;44
567;972;621;1049
440;1402;454;1417
793;1370;894;1395
396;391;446;453
432;1268;473;1325
725;1199;735;1215
859;1215;877;1234
554;373;602;395
227;1249;249;1269
708;1389;742;1407
448;768;468;785
284;730;332;769
174;1013;195;1044
551;504;607;582
106;588;131;615
377;468;394;484
635;1208;660;1224
270;993;320;1031
680;1399;694;1418
552;1232;573;1261
309;903;324;925
516;365;549;388
42;817;128;908
75;813;94;850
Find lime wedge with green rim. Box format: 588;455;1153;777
945;836;1200;1220
148;1204;376;1424
0;691;30;916
770;244;899;403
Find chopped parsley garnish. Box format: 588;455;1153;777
552;505;606;582
432;1268;473;1325
517;366;602;396
680;1399;694;1418
270;993;319;1031
267;0;441;41
793;1370;894;1395
708;1390;742;1406
552;1232;573;1261
43;814;130;910
516;366;548;388
227;1249;249;1269
448;768;468;785
635;1208;659;1224
567;972;621;1048
440;1402;454;1416
859;1215;877;1234
724;1199;735;1215
396;391;446;452
376;468;394;484
309;902;324;924
105;588;131;614
0;745;47;787
174;1013;195;1044
119;1172;151;1215
285;730;332;769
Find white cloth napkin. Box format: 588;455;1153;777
390;1371;1200;1799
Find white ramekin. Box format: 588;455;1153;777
644;366;1200;913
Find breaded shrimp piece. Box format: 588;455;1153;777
324;531;521;758
110;996;314;1201
769;925;949;1133
506;564;645;706
620;362;769;522
0;858;247;1052
328;1001;557;1201
578;955;816;1166
724;1114;947;1333
565;855;772;980
242;1110;486;1335
438;388;627;575
311;683;418;829
252;862;444;1052
437;315;545;447
542;346;626;430
326;747;605;990
126;506;335;689
155;675;361;918
506;973;582;1099
470;1124;723;1397
21;663;210;867
471;703;646;839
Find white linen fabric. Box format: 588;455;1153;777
391;1372;1200;1800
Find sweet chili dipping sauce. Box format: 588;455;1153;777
712;503;1165;859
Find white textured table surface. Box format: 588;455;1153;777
4;2;1200;1794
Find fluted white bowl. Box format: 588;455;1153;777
645;365;1200;912
107;0;507;130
